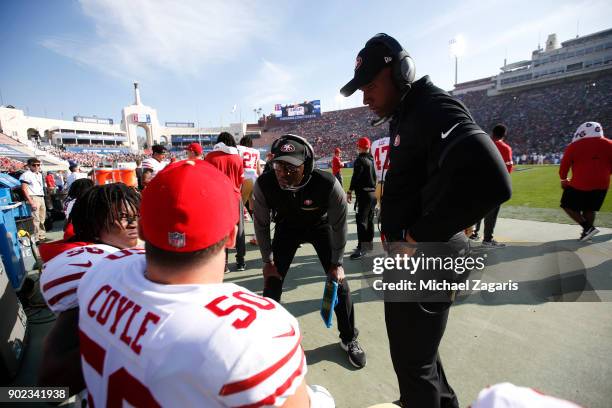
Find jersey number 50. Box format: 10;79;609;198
205;291;275;329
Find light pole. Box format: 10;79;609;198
449;35;466;86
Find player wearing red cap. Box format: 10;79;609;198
77;160;334;407
347;137;377;259
331;147;345;186
38;183;140;397
185;142;203;160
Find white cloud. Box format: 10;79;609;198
243;60;296;110
40;0;280;79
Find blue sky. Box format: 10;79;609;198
1;0;611;127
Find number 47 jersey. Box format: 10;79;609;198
371;137;390;183
77;249;306;408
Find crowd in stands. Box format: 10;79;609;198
455;72;612;158
0;156;25;171
256;71;611;164
37;144;146;167
260;107;386;161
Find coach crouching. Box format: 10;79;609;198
252;134;366;369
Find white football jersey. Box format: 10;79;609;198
370;137;390;182
40;243;118;314
237;146;261;180
78;250;306;408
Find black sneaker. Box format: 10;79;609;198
579;226;600;242
235;262;246;271
469;232;479;241
482;240;506;247
350;249;365;260
340;340;366;368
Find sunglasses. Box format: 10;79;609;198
272;162;301;175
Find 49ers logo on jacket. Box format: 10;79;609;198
280;144;295;152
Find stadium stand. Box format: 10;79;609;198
254;70;611;166
455;71;612;160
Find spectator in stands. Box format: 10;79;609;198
66;161;87;189
141;168;154;191
185;142;203;160
19;158;47;242
205;132;246;272
142;144;167;177
471;124;513;246
331;147;345;186
559;121;612;241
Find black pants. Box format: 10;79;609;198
227;198;246;265
334;172;343;188
474;205;501;242
385;302;458;408
355;190;376;247
383;232;468;408
263;222;357;343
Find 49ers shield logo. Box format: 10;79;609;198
168;232;186;248
280;143;295;152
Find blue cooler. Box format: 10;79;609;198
0;173;33;290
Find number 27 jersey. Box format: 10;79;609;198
78;250;306;408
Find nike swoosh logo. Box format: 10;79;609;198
68;261;93;268
273;325;296;339
441;123;461;139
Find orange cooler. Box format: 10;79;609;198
116;169;137;187
95;169;115;185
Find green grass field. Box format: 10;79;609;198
334;165;612;227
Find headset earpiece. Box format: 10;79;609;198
365;33;415;92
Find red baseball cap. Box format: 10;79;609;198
185;142;203;155
140;160;238;252
357;137;371;149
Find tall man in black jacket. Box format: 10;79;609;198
347;136;377;260
252;134;367;369
341;34;511;407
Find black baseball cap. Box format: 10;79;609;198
152;145;167;154
271;139;307;166
340;42;395;97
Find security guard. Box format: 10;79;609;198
341;34;511;407
347;136;377;259
252;134;367;369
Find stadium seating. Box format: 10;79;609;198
255;70;612;165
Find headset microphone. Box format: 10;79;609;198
371;116;391;127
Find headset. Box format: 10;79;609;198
270;134;315;191
365;33;416;94
364;33;416;127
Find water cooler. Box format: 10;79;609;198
0;173;36;290
0;250;28;383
